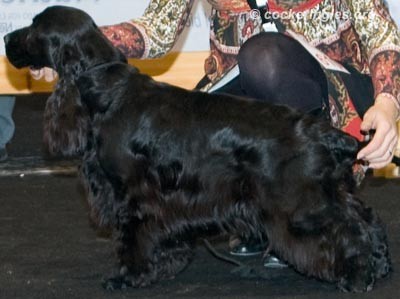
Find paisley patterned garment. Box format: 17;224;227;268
267;0;400;140
101;0;400;142
100;0;260;79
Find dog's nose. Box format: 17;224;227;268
3;33;10;44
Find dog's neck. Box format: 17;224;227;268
72;61;137;119
79;61;127;76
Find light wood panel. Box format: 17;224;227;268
0;51;209;94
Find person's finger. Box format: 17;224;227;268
369;154;393;169
363;132;395;161
365;137;397;169
369;161;390;169
29;68;43;80
43;67;57;82
360;113;374;133
357;123;389;159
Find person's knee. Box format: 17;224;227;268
238;32;288;82
238;33;300;100
237;33;328;112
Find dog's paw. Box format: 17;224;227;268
371;243;392;279
102;276;132;291
102;267;156;290
337;271;375;293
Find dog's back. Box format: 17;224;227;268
76;61;359;198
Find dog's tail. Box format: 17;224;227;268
296;116;359;165
320;128;359;165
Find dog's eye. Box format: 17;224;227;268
25;30;37;42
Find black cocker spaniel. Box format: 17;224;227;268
4;6;391;292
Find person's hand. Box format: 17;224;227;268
357;94;399;169
29;67;58;82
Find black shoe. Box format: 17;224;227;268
263;254;288;268
229;237;266;256
0;148;7;162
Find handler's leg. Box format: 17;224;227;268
228;32;329;263
0;96;16;161
238;32;328;114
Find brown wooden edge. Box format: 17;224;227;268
0;51;209;94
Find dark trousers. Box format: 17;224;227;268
197;32;374;119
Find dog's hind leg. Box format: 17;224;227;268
269;192;390;292
337;194;391;287
264;186;389;292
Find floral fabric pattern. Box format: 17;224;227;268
207;0;249;12
101;23;147;58
206;9;262;80
102;0;194;58
267;0;400;138
101;0;400;141
325;71;361;137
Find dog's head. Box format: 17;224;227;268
4;5;126;76
5;6;127;157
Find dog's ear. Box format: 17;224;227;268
52;28;126;76
44;40;90;156
42;12;126;157
43;77;90;157
50;42;83;78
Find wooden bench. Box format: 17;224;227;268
0;51;209;93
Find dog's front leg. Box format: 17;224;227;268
104;187;195;290
104;219;194;289
80;150;116;228
100;200;159;290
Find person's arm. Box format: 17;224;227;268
30;0;195;80
101;0;195;58
348;0;400;168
